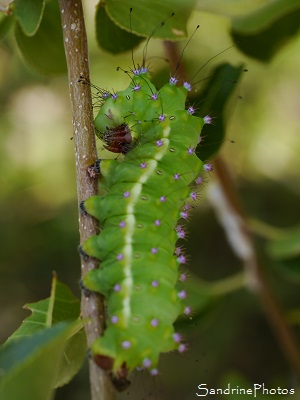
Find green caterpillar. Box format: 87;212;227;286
80;67;211;388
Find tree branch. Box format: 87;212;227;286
58;1;115;399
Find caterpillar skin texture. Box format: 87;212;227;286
81;72;206;378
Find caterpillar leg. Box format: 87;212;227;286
87;158;119;179
80;158;120;220
87;159;101;178
109;368;131;391
79;279;91;297
79;200;87;215
78;244;90;261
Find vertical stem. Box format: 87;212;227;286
58;1;115;399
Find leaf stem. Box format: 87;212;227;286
58;1;115;399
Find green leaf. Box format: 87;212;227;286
0;322;75;400
14;0;45;36
8;274;81;340
96;3;143;54
194;0;300;61
194;63;244;160
54;326;86;388
231;0;300;61
195;0;272;17
14;1;67;75
102;0;196;40
6;274;86;389
231;0;300;33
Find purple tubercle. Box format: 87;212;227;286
158;114;166;122
173;333;181;343
180;211;189;220
187;106;195;115
175;246;182;256
174;173;180;180
151;93;158;100
183;204;191;211
133;84;141;92
184;306;191;315
150;368;159;376
180;272;187;281
190;192;198;201
187;147;195;155
152;280;159;288
169;76;178;85
178;343;187;353
111;93;118;100
151;247;158;254
119;221;126;228
123;191;130;198
142;358;152;368
203;163;213;172
175;226;186;239
114;284;121;292
204;115;213;124
195;176;203;185
133;66;148;75
151;318;159;327
160;195;166;202
178;290;187;300
176;225;183;232
154;219;161;226
177;230;186;239
111;316;119;324
103;92;110;99
183;82;192;91
117;253;124;261
140;162;147;169
178;255;187;265
156;139;163;147
122;340;131;349
140;66;148;74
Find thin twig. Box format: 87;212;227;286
58;1;115;399
163;40;300;377
213;156;300;376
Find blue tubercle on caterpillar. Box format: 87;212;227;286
80;65;212;387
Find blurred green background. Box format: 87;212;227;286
1;1;300;399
